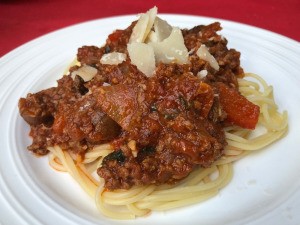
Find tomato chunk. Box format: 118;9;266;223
108;30;123;43
217;83;260;129
96;84;141;131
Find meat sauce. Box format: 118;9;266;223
18;21;259;190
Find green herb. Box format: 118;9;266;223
164;114;176;120
150;104;157;112
105;45;111;53
140;146;156;155
179;95;191;110
103;149;125;164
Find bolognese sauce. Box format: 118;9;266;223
18;20;259;190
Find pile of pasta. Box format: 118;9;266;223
48;71;288;219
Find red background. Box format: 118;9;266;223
0;0;299;57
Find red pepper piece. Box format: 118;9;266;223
217;83;260;129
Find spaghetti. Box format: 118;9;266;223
47;73;288;219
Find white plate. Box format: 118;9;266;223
1;14;300;225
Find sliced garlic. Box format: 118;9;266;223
153;17;172;42
127;42;156;76
148;27;189;64
196;45;219;71
100;52;126;65
129;6;157;43
71;65;97;82
145;30;158;43
197;70;208;79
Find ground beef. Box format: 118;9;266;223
97;71;226;189
19;75;85;154
19;21;255;190
182;22;243;88
52;92;121;153
77;46;105;66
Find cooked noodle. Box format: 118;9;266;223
47;72;288;219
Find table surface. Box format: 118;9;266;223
0;0;299;57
